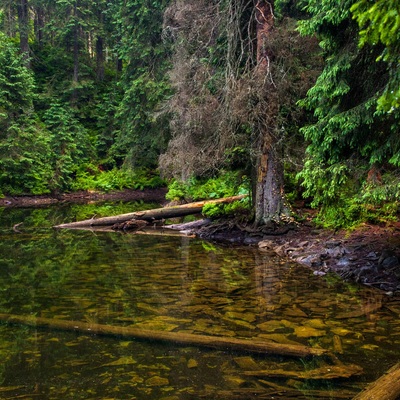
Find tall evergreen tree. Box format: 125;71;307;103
17;0;30;65
0;33;51;195
297;0;400;224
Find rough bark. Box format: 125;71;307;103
352;362;400;400
254;0;289;225
54;195;247;229
0;313;328;358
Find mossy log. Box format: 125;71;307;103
0;313;327;358
53;195;246;229
352;362;400;400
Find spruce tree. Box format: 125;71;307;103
297;0;400;225
0;33;51;195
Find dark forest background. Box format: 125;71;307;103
0;0;398;227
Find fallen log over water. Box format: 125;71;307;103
0;313;327;358
352;362;400;400
54;195;246;229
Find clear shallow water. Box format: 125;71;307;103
0;202;399;399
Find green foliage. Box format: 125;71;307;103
350;0;400;112
166;171;251;220
0;33;52;195
110;0;172;168
0;118;52;195
315;197;398;229
311;169;400;229
165;180;187;202
71;167;165;192
166;172;250;202
202;198;251;220
43;102;93;192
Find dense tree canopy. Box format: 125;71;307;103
0;0;398;227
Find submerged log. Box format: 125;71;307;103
352;362;400;400
54;195;246;229
243;364;364;380
0;313;327;358
200;387;358;399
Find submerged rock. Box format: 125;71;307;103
379;250;399;270
294;326;326;338
146;376;170;387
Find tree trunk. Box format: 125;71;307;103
54;195;247;229
0;313;328;358
116;57;123;74
4;3;17;37
96;35;105;81
17;0;30;66
34;5;44;46
73;0;79;84
253;0;290;226
96;8;105;81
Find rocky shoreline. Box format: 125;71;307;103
258;224;400;295
195;220;400;296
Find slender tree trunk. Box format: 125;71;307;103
4;2;17;37
17;0;30;66
116;57;123;74
254;0;289;226
73;5;79;84
96;9;105;81
34;5;45;46
96;35;105;81
70;0;80;103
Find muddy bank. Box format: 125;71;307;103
0;188;168;207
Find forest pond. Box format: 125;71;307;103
0;201;400;399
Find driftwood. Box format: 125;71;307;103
243;364;364;380
352;362;400;400
0;313;328;358
54;195;246;229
